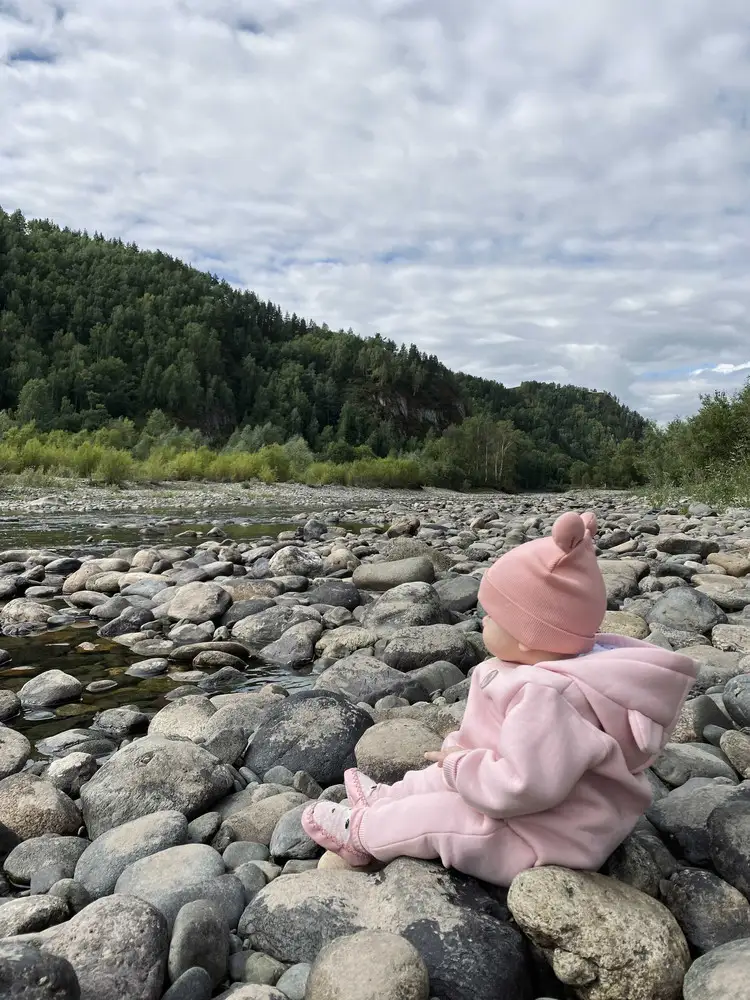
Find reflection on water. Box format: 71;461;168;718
1;623;312;751
0;509;344;750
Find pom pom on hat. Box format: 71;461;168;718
478;510;607;655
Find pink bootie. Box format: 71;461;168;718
344;768;380;807
301;801;372;866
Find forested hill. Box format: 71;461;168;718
0;206;647;489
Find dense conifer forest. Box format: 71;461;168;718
0;206;651;490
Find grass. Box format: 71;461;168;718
643;462;750;511
0;430;426;490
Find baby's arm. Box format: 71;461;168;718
441;685;609;819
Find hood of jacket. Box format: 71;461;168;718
540;634;697;771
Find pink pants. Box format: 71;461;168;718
352;763;537;886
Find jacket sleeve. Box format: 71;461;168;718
441;684;610;819
441;730;462;751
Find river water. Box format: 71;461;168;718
0;502;341;751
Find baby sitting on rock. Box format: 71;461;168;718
302;511;697;886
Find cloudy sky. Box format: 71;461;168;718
2;0;750;423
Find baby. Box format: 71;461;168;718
302;511;697;886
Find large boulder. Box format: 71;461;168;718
0;941;81;999
360;583;448;635
240;857;530;1000
683;938;750;1000
0;774;80;845
707;794;750;898
0;895;69;937
306;930;429;1000
315;655;425;705
646;588;727;634
433;576;480;613
382;625;476;671
655;535;719;559
0;724;30;779
507;866;690;1000
166;582;232;623
0;598;54;626
244;691;373;786
79;736;234;839
723;674;750;728
114;843;241;931
353;557;435;592
355;720;442;784
660;868;750;955
33;895;168;1000
231;606;318;652
18;670;83;708
74;810;188;899
5;834;89;885
268;547;323;577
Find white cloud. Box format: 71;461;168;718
1;0;750;423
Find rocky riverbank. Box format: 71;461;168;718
0;491;749;999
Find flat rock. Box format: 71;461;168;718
80;736;234;839
306;930;429;1000
241;857;529;1000
507;866;689;1000
232;606;317;652
712;623;750;653
355;719;441;784
0;598;54;626
38;894;168;1000
655;535;719;559
683;938;750;1000
651;743;738;786
75;810;188;899
244;691;373;786
268;547;323;577
682;645;747;691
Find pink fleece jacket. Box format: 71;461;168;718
440;634;697;869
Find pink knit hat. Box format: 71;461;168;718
478;511;607;655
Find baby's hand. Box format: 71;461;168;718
424;746;466;767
